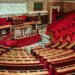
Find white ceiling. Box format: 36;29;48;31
0;0;26;3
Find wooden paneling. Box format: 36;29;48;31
63;2;75;12
28;14;48;24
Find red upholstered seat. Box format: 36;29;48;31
61;19;72;24
54;33;60;39
0;18;7;25
55;25;63;30
18;15;27;22
5;22;11;25
70;27;75;33
59;29;72;43
62;24;69;28
23;15;27;22
50;27;58;32
65;29;72;36
61;37;68;44
59;30;66;37
5;40;16;47
52;38;60;44
59;29;72;37
70;34;75;43
45;19;61;35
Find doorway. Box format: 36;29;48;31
50;5;60;24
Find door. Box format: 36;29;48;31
50;5;60;24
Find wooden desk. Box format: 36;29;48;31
13;22;38;39
0;25;12;39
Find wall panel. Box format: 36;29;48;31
63;2;75;12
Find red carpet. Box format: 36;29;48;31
16;35;42;47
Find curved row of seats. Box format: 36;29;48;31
54;64;75;75
45;11;75;49
0;69;49;75
30;46;75;75
0;47;47;73
65;72;75;75
0;44;75;75
0;45;10;55
49;58;75;75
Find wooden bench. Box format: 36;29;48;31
65;41;75;49
40;50;73;63
0;56;36;60
54;64;75;75
50;42;60;49
65;72;75;75
44;41;53;48
0;69;49;75
43;52;75;69
0;46;10;55
0;63;44;70
35;50;66;59
31;48;46;54
49;58;75;75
